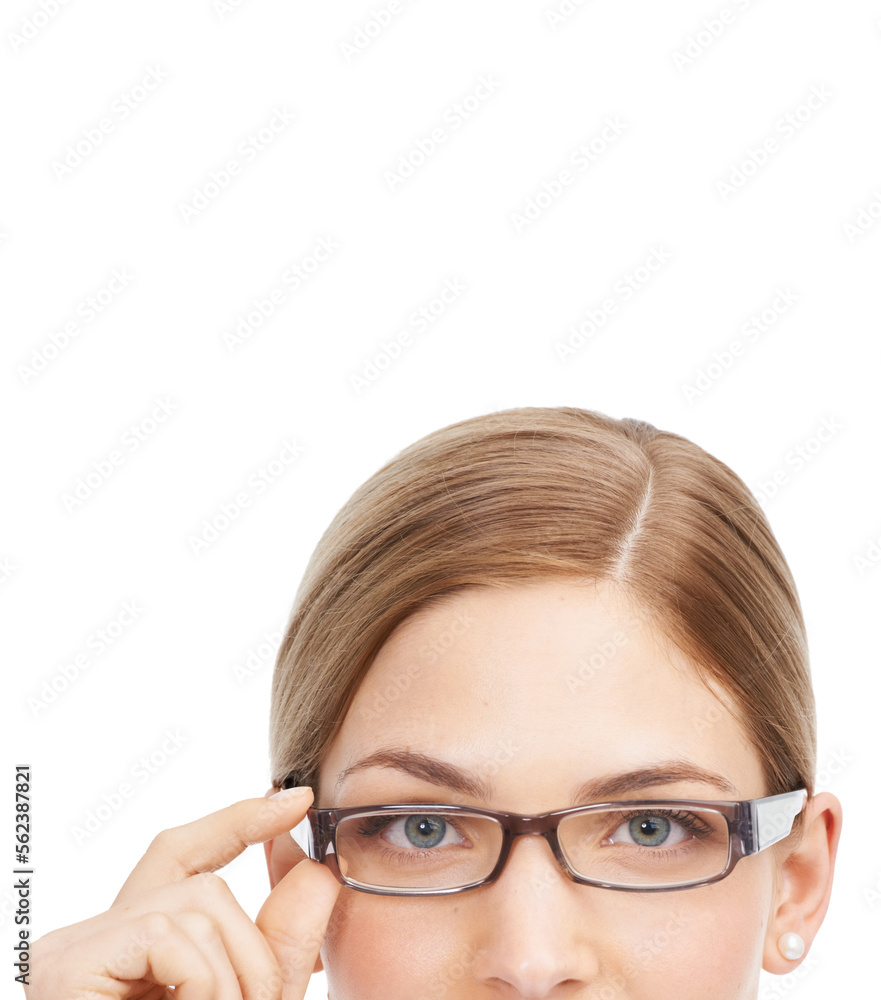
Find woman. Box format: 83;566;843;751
27;406;842;999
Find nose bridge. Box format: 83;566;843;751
504;812;567;870
509;812;556;836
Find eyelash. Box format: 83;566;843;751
354;815;468;867
613;808;715;840
354;814;465;839
353;808;715;843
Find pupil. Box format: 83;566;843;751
404;814;445;848
629;814;670;846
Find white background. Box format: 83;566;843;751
3;1;879;997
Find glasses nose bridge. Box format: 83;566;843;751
507;812;558;837
501;812;571;876
505;812;567;854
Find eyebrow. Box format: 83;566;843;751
334;748;739;803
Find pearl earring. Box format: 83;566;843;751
778;932;805;960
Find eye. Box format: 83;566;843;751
607;812;690;848
383;814;467;851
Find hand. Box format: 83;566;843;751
24;786;342;999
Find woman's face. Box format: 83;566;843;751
314;578;780;999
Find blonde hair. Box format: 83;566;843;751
269;406;815;822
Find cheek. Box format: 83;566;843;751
619;868;770;997
321;890;469;1000
321;867;773;1000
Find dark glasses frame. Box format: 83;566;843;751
294;787;808;896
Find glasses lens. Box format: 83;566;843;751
334;810;503;891
558;805;731;887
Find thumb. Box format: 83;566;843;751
256;851;342;999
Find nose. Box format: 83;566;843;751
503;827;573;887
469;832;598;994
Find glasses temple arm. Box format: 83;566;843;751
750;789;808;853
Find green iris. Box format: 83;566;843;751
629;814;671;847
404;815;447;848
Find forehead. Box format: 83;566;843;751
319;578;765;809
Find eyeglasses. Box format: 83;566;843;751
301;789;807;895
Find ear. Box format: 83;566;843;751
763;791;843;974
262;787;326;975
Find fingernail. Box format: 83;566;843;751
270;785;312;801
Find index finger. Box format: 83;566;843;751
113;787;314;905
